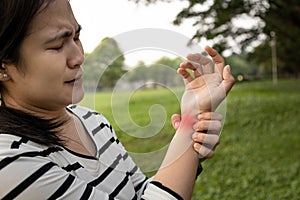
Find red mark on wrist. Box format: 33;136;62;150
180;113;197;130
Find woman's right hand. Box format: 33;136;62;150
171;112;223;159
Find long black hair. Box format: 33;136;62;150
0;0;53;65
0;0;66;146
0;106;65;146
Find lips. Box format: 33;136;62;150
65;79;75;84
65;75;82;84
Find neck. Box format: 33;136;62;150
1;93;71;122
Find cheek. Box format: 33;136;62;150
30;69;62;87
28;57;65;85
21;68;65;100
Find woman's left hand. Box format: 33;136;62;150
171;112;223;159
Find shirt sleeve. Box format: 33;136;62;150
142;181;183;200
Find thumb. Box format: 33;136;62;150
171;114;181;130
222;65;235;94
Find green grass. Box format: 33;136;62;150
81;79;300;199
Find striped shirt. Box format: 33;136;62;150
0;105;180;200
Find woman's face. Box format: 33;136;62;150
4;0;85;111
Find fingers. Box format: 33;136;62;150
193;112;223;132
197;112;223;121
178;61;201;84
171;114;181;130
192;132;220;146
177;67;193;84
204;45;225;77
212;65;235;101
187;53;214;74
222;65;235;95
193;120;222;134
192;133;220;159
194;142;217;159
192;112;223;158
172;111;222;158
178;46;226;85
178;53;214;84
203;46;235;96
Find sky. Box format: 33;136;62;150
70;0;205;66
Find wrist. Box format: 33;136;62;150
177;113;197;133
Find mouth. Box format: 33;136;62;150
65;75;82;84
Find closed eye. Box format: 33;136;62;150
49;43;64;51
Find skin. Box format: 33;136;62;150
172;112;223;158
155;46;235;199
2;0;84;115
0;0;234;199
0;0;93;156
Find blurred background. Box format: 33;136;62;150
72;0;300;199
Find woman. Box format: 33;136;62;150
0;0;235;199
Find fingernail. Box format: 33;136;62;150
194;143;200;151
197;114;203;120
192;133;198;140
227;65;231;72
193;124;198;131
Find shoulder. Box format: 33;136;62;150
67;104;100;117
0;134;50;152
0;134;63;160
0;134;63;175
68;103;111;121
67;104;107;119
67;104;114;136
67;105;109;123
0;134;92;199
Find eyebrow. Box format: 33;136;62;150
45;24;82;44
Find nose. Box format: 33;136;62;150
67;41;85;68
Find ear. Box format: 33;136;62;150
0;62;11;81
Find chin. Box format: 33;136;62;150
71;88;85;104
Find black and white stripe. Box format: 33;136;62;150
2;162;56;200
0;105;178;199
48;174;76;199
0;147;62;170
10;137;29;149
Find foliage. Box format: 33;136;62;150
81;79;300;199
83;37;126;90
122;56;184;89
124;55;263;86
129;0;300;77
225;54;260;79
193;80;300;199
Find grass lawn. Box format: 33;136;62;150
81;79;300;199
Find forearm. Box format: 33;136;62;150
154;126;199;199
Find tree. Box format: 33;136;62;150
84;37;126;90
130;0;300;77
225;54;260;80
123;57;184;89
152;57;183;86
127;61;148;84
